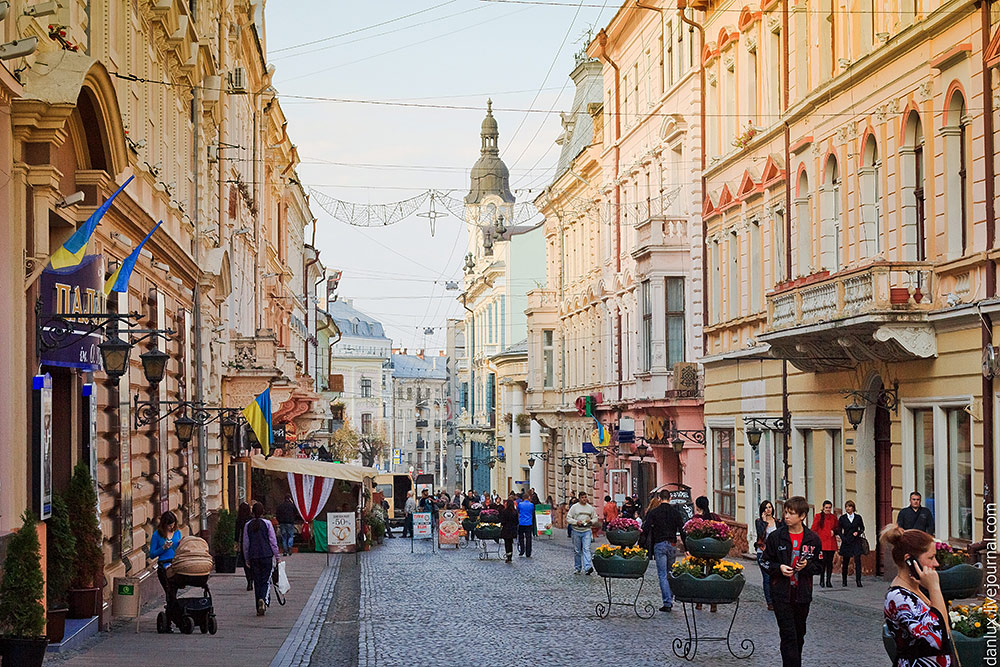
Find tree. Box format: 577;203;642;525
46;493;76;609
66;463;102;589
328;417;360;462
0;511;46;638
358;424;389;468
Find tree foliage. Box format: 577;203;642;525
0;511;46;638
358;424;389;468
329;417;360;462
66;463;103;589
46;493;76;608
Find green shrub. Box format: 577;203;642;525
46;494;76;608
212;509;236;557
0;512;47;638
66;464;103;589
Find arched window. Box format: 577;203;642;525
859;136;881;258
795;170;812;276
821;155;841;270
901;112;925;261
944;91;968;260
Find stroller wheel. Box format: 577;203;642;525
199;619;208;634
156;612;168;634
207;616;218;635
180;615;194;635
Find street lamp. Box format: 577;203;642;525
595;451;606;467
528;456;536;468
139;345;169;384
634;441;649;460
845;401;866;429
98;335;131;382
745;423;763;450
174;413;196;444
221;414;238;440
563;462;572;475
671;434;685;454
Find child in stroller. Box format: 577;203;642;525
157;571;217;635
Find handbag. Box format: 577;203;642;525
275;561;290;595
860;533;871;556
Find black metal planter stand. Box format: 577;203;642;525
594;573;656;619
478;538;502;560
671;598;754;661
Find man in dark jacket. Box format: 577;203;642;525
896;491;934;534
276;494;300;557
762;496;825;667
641;490;684;612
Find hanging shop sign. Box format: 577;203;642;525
617;417;635;444
39;254;105;371
643;416;672;444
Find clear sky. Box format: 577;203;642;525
265;1;611;352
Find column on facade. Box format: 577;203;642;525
529;418;544;495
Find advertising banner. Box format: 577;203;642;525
32;374;53;520
326;512;356;553
38;254;105;371
413;512;433;539
438;508;466;546
535;504;552;536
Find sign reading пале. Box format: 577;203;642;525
326;512;356;553
412;512;433;539
39;254;105;371
438;508;465;545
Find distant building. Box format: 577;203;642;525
391;351;447;479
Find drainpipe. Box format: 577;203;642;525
193;75;208;530
780;0;792;499
981;0;995;540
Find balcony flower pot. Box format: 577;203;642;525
684;536;733;560
592;554;649;578
937;563;983;602
0;637;49;667
669;572;745;604
45;608;68;644
606;529;640;547
953;630;986;667
475;525;502;541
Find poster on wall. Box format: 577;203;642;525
32;374;53;521
326;512;356;553
438;508;466;546
535;505;552;536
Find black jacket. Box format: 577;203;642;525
838;513;866;557
500;505;518;540
761;524;824;604
753;518;783;551
896;506;934;534
641;503;683;548
276;500;299;524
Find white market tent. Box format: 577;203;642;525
249;454;376;482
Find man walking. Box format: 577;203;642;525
275;494;299;557
896;491;934;534
641;490;683;611
402;490;416;538
567;493;598;574
517;493;534;557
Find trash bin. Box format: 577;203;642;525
112;577;140;618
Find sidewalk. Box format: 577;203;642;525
47;553;338;667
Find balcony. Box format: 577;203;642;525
416;419;429;428
759;262;937;373
225;331;279;377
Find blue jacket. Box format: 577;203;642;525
517;501;534;526
149;530;182;563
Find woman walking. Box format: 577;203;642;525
500;498;518;563
234;502;253;591
149;511;181;605
755;500;780;610
242;502;281;616
810;500;838;588
838;500;865;587
881;525;953;666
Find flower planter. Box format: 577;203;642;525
475;525;501;541
606;530;640;547
215;554;238;574
684;536;733;560
953;630;986;667
67;587;101;619
592;555;649;578
0;636;49;667
461;518;478;532
46;608;68;644
937;563;983;602
668;572;745;604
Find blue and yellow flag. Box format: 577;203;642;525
50;175;134;269
104;221;162;297
243;388;272;457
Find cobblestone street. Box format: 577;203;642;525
313;535;888;667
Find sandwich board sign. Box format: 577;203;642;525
411;511;434;553
326;512;356;554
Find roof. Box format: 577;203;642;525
494;339;528;358
391;353;447;380
329;300;390;340
250;455;376;483
554;58;603;178
466;100;515;204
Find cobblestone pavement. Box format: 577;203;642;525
333;534;889;667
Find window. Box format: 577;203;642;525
542;330;554;388
803;430;815;504
902;112;926;262
622;72;629;129
773;208;786;284
714;429;736;517
819;0;834;82
945;93;968;260
729;231;740;320
745;44;758;125
831;429;843;510
361;413;372;434
361;378;372;398
666;278;685;366
946;407;972;541
821;155;841;271
641;281;652;371
769;27;781;117
711;240;722;323
407;387;413;400
750;220;762;312
665;22;674;88
796;171;812;276
914;409;935;512
860;136;881;258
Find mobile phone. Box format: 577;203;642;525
905;556;918;579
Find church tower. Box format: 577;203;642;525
465;100;515;260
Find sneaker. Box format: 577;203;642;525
585;567;593;575
256;600;265;616
574;569;582;575
659;605;673;612
767;603;774;611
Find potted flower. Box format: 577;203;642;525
683;517;733;560
364;507;387;545
949;603;993;667
475;509;502;541
668;556;746;604
66;464;103;619
935;542;983;601
592;544;649;578
45;494;76;643
605;518;641;547
0;512;49;667
515;413;531;431
211;510;238;573
466;502;483;524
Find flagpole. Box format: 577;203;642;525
192;80;208;531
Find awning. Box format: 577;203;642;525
250;455;376;483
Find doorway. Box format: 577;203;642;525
874;398;892;576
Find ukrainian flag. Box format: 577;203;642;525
104;221;162;297
50;175;134;269
243;388;272;457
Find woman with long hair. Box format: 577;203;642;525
754;500;780;610
838;500;865;587
499;498;518;563
149;511;181;604
810;500;838;588
242;502;280;616
880;525;952;666
234;502;253;590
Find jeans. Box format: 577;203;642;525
653;541;677;606
249;557;273;605
773;601;810;667
278;523;295;554
757;549;772;604
517;525;533;556
571;529;593;572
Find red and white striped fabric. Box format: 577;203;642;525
287;472;334;540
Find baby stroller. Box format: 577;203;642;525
157;572;217;635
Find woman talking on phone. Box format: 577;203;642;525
881;525;952;666
149;511;182;604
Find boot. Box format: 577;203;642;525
826;575;832;588
505;552;512;563
819;578;824;588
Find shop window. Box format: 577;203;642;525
714;428;736;517
946;407;972;541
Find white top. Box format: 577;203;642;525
567;502;598;532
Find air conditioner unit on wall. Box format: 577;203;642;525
229;67;247;93
673;362;699;392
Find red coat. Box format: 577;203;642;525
811;512;839;551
